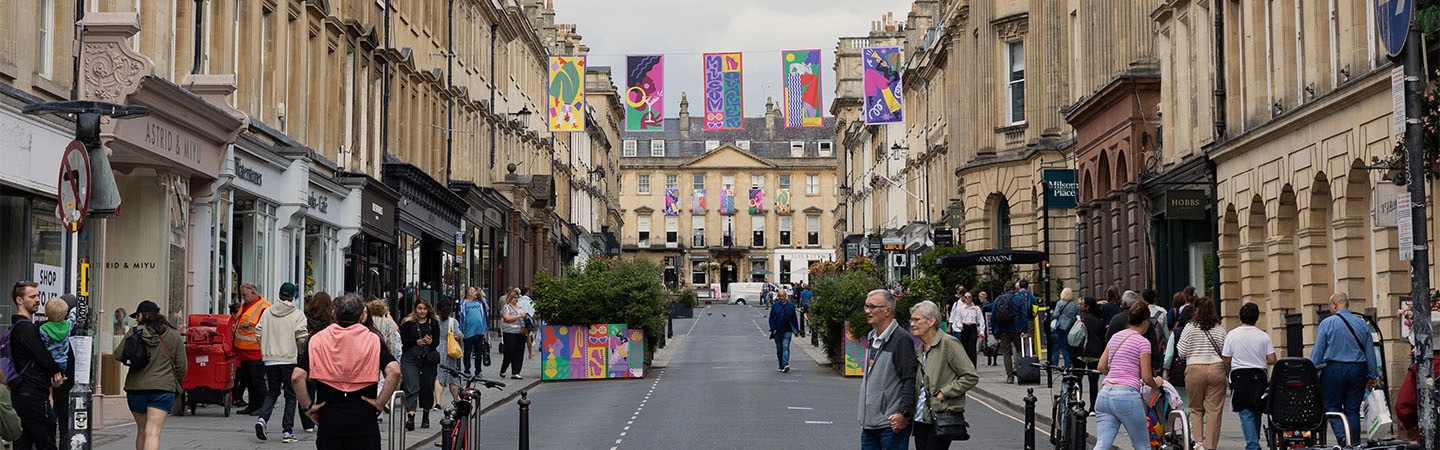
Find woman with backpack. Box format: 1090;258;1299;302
116;300;186;450
1071;297;1106;414
1050;288;1080;368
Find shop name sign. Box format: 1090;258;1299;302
113;117;218;176
234;157;263;186
143;122;203;166
977;254;1014;264
1043;169;1079;209
1165;190;1207;220
308;193;328;214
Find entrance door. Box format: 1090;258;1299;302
721;261;737;292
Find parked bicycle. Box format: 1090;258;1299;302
436;364;507;450
1033;361;1100;450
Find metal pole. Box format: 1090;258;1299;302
518;390;531;450
1042;182;1052;388
444;0;454;183
1404;17;1435;449
489;24;498;170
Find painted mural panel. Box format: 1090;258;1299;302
607;324;631;378
625;328;645;378
843;321;868;377
548;55;587;131
703;52;744;130
624;55;664;132
586;324;608;379
781;49;823;128
540;324;645;380
862;47;904;125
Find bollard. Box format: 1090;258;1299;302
1024;388;1036;450
439;410;456;450
518;390;531;450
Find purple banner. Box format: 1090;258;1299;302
625;55;664;132
703;52;744;130
862;46;904;125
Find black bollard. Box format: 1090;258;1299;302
439;410;456;450
1024;388;1036;450
518;390;531;450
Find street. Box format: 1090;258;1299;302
477;304;1032;449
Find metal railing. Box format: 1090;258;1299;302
388;390;407;450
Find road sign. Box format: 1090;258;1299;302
57;140;91;232
1377;0;1413;57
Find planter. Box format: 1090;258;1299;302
672;303;695;318
538;324;646;380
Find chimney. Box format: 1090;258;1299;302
765;97;776;135
679;91;691;139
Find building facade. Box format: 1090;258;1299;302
619;100;838;292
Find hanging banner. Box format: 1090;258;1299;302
693;189;707;215
749;188;765;214
703;52;744;130
547;55;587;132
1042;169;1079;209
862;46;904;125
664;188;680;216
625;55;664;132
781;49;823;128
775;189;792;215
720;188;736;215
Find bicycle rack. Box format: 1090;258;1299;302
1165;409;1192;449
1323;412;1352;447
388;390;407;450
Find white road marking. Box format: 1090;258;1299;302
787;407;814;410
970;396;1050;437
780;379;799;383
805;421;833;424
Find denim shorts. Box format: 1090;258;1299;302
126;392;176;414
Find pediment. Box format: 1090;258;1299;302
678;144;776;170
635;205;655;214
803;206;824;214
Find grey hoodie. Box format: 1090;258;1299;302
256;300;309;364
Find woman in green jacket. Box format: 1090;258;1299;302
114;300;186;450
910;300;980;450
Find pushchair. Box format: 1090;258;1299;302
1266;357;1354;449
1144;379;1191;450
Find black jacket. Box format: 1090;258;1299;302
9;316;60;391
1076;312;1106;358
399;319;440;360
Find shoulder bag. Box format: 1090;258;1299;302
1202;327;1228;372
918;347;970;441
446;319;463;359
1067;319;1087;348
155;330;183;386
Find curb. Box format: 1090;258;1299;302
969;381;1101;448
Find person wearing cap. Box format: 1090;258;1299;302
292;294;402;449
234;282;272;415
10;281;64;450
253;282;310;443
114;300;185;450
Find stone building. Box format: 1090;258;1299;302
618;98;838;293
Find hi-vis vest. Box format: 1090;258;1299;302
234;298;271;352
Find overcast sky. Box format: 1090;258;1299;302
553;0;916;120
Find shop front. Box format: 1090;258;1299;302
193;137;293;317
77;13;248;412
302;159;361;301
0;87;74;323
451;181;510;304
773;249;838;285
385;162;466;315
340;173;398;300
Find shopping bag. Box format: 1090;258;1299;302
1361;388;1395;440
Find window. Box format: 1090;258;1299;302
996;197;1012;249
806;175;820;195
665;174;678;190
779;258;791;284
818;141;834;157
1006;41;1026;124
779;175;791;190
692;174;705;190
722;216;735;246
650;140;665;157
722;175;735;189
692;261;707;285
790;141;805;157
807;215;820;246
779;216;792;246
751;216;765;247
638;174;651;194
665;217;678;248
623;140;637;157
693;220;706;247
637;215;651;247
736;140;750;150
751;175;765;189
38;0;54;78
705;140;720;152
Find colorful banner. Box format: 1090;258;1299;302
663;188;680;216
624;55;664;132
693;189;707;215
862;46;904;125
703;52;744;130
540;324;644;380
775;189;792;214
781;49;823;128
719;188;736;215
748;188;764;214
547;55;587;131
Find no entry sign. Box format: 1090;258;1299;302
58;139;91;232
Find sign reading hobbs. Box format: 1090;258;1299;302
1043;169;1079;209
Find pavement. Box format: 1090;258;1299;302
88;331;544;450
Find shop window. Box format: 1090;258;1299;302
751;261;767;282
779;216;792;246
807;215;821;246
779;258;791;284
751;215;765;247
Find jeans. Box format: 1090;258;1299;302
860;426;911;450
774;332;792;369
1093;385;1150;450
462;335;487;373
238;360;269;409
1237;408;1263;450
1050;329;1071;366
1320;361;1367;444
258;364;300;433
401;352;437;413
12;386;56;450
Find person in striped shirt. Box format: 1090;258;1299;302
1094;301;1166;450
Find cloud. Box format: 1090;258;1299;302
553;0;915;118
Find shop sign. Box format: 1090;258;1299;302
1043;169;1079;209
308;192;328;214
1374;182;1403;227
1400;192;1414;261
113;118;214;175
234;156;263;186
33;263;63;305
1164;190;1207;220
846;242;861;258
882;236;904;251
935;228;954;247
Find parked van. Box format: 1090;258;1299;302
727;282;766;305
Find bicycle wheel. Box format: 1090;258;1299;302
1049;395;1066;447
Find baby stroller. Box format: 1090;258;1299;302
1266;357;1353;449
1144;380;1191;450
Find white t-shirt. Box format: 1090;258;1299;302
1222;325;1275;371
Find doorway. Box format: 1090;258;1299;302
721;260;737;292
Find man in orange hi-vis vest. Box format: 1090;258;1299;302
234;282;272;415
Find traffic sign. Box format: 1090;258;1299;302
1377;0;1413;57
57;140;91;232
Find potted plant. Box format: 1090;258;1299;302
672;287;698;318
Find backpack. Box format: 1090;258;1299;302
1067;319;1088;348
993;295;1016;327
119;328;151;369
0;321;33;388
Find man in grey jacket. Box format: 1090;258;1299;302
858;289;917;450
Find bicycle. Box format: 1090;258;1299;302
436;364;507;450
1033;361;1100;450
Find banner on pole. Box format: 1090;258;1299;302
625;55;665;132
547;55;587;132
664;188;680;216
862;46;904;125
703;52;744;130
781;49;823;128
749;188;764;214
693;189;707;215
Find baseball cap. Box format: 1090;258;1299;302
130;300;160;318
280;282;299;298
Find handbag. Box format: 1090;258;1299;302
445;320;463;359
918;356;970;441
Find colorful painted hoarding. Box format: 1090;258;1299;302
540;324;645;380
861;47;904;125
781;49;823;128
547;55;587;131
703;52;744;130
624;55;664;132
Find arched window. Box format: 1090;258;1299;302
993;195;1012;249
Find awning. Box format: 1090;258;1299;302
936;249;1047;268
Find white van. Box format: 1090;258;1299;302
727;282;766;305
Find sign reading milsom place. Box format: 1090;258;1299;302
1043;169;1079;209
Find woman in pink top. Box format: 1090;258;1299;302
1093;300;1166;450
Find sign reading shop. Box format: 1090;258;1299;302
1043;169;1079;209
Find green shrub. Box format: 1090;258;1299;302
532;256;668;358
675;287;699;308
809;259;884;365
